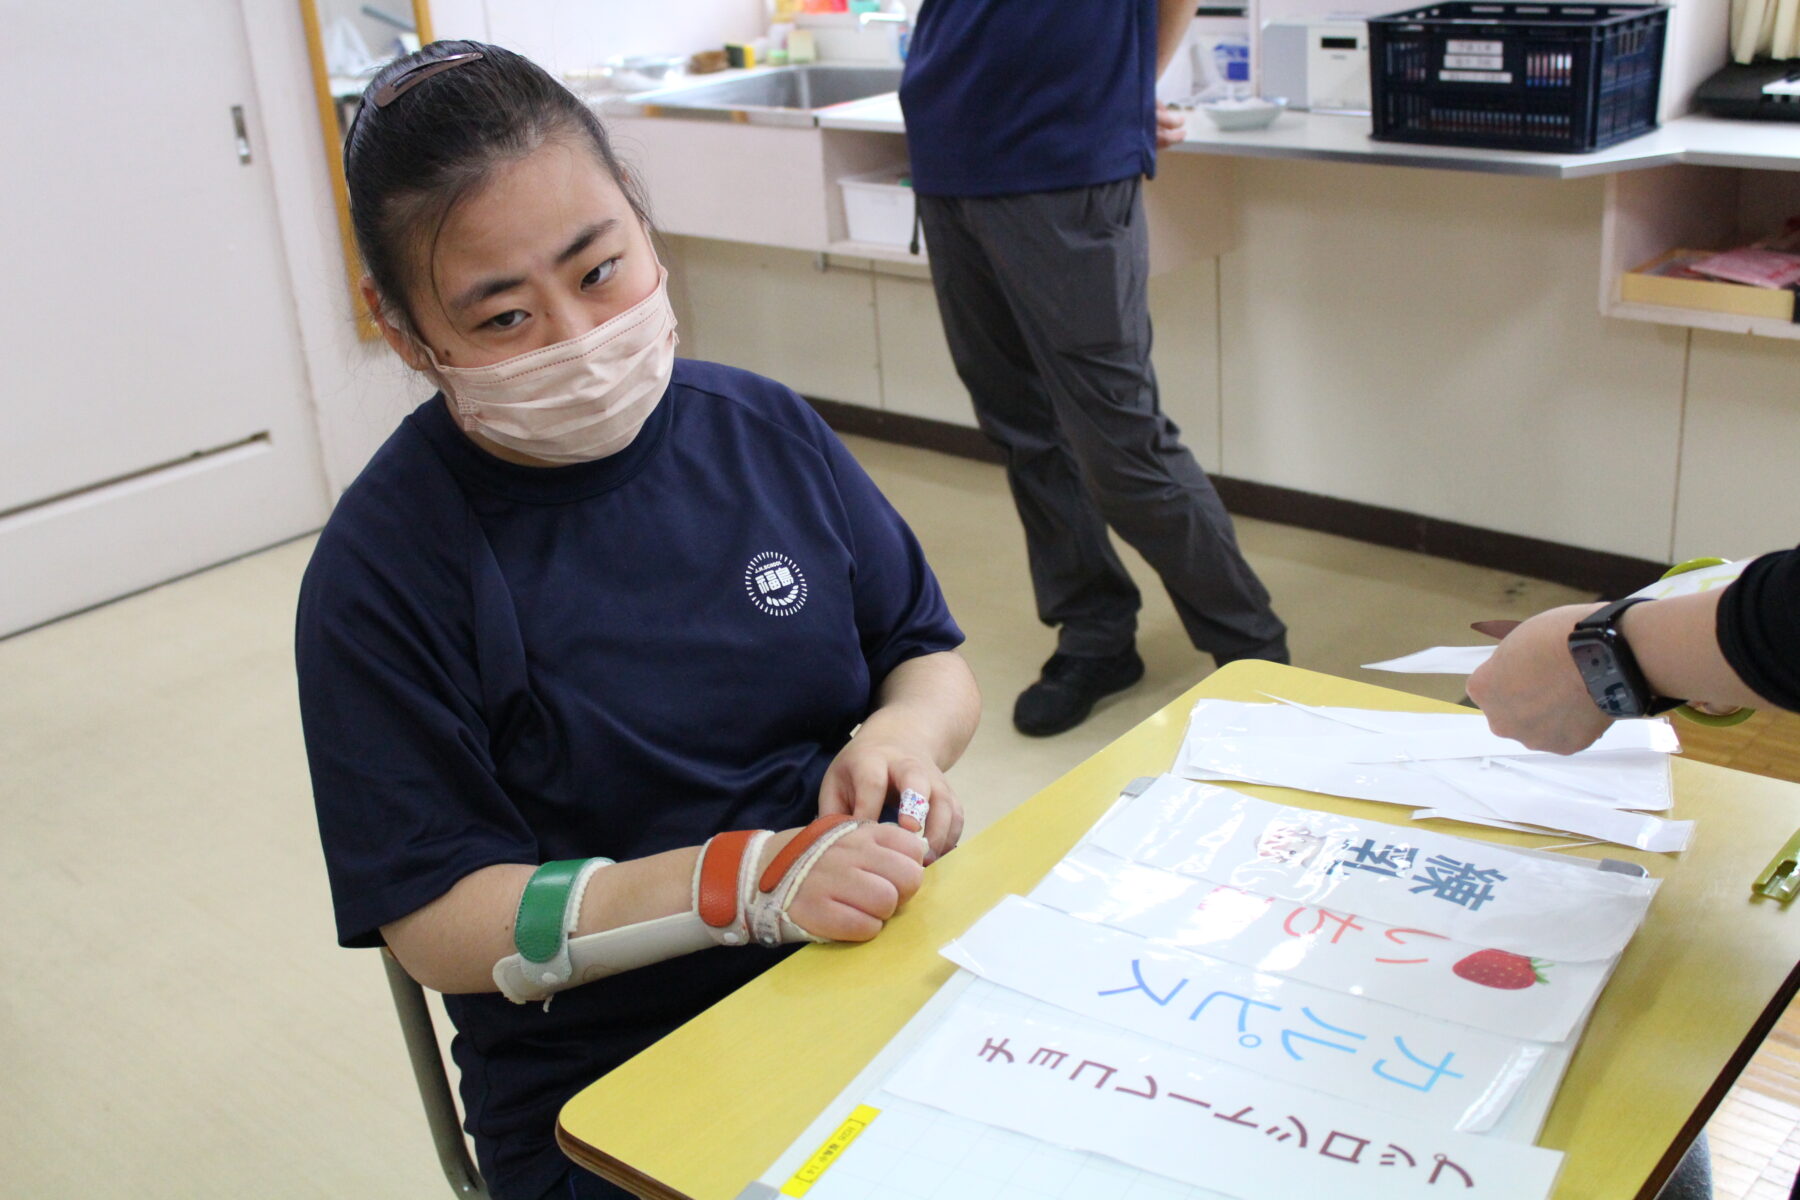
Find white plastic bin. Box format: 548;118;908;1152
838;167;917;248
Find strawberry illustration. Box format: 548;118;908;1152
1452;949;1549;990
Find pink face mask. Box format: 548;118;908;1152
431;267;679;465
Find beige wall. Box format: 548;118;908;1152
1677;332;1800;561
1220;160;1690;563
668;160;1800;568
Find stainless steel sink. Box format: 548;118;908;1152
605;66;903;127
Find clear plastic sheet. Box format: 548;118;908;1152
883;995;1563;1200
1088;777;1659;962
942;896;1544;1134
1031;844;1611;1043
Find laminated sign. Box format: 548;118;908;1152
1031;844;1611;1043
1086;776;1658;962
759;771;1632;1200
882;999;1563;1200
941;895;1544;1132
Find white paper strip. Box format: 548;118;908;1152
1173;700;1687;851
883;999;1563;1200
1400;778;1694;852
943;896;1544;1132
1031;845;1610;1043
1184;736;1677;810
1411;809;1554;835
1364;645;1499;674
1231;724;1678;764
1087;777;1658;962
1253;694;1680;760
1179;748;1690;852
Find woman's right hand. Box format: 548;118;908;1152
769;821;926;942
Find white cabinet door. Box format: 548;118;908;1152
0;1;330;636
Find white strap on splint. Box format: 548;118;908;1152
746;816;866;947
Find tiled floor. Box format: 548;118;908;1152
1;431;1731;1199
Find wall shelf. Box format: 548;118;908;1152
631;89;1800;343
1606;299;1800;339
1602;162;1800;341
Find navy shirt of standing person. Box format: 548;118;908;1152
901;0;1160;197
295;359;962;1200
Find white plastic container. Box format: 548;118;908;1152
838;168;916;247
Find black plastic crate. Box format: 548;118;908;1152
1368;2;1669;152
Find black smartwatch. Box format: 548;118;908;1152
1568;598;1684;718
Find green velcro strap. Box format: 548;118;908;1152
514;859;594;964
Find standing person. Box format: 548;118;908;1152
296;43;978;1200
900;0;1288;737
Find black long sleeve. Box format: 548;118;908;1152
1716;545;1800;713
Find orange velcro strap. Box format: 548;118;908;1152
759;814;858;894
698;829;761;929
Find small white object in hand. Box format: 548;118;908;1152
899;788;929;828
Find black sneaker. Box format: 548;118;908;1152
1013;649;1146;737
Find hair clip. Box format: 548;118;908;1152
371;51;485;108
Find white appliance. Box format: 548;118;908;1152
1260;18;1372;113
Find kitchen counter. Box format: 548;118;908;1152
817;93;1800;177
600;71;1800;577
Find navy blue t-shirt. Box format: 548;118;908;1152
295;359;962;1200
899;0;1159;197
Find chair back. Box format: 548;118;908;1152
381;948;490;1198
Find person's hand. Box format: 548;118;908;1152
819;732;966;865
1155;102;1187;149
770;821;925;942
1466;602;1610;754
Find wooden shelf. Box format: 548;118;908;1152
1601;164;1800;341
1607;299;1800;341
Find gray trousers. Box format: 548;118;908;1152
918;178;1287;661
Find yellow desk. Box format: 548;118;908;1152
559;662;1800;1199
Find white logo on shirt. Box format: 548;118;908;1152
744;551;809;617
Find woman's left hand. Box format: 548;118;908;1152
819;733;964;865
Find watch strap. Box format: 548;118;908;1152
1572;596;1651;634
1570;598;1683;717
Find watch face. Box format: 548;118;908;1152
1571;636;1644;718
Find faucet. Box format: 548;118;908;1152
857;3;908;30
858;1;910;62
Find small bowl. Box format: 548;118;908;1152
1199;96;1287;132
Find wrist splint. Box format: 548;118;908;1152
493;814;867;1004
